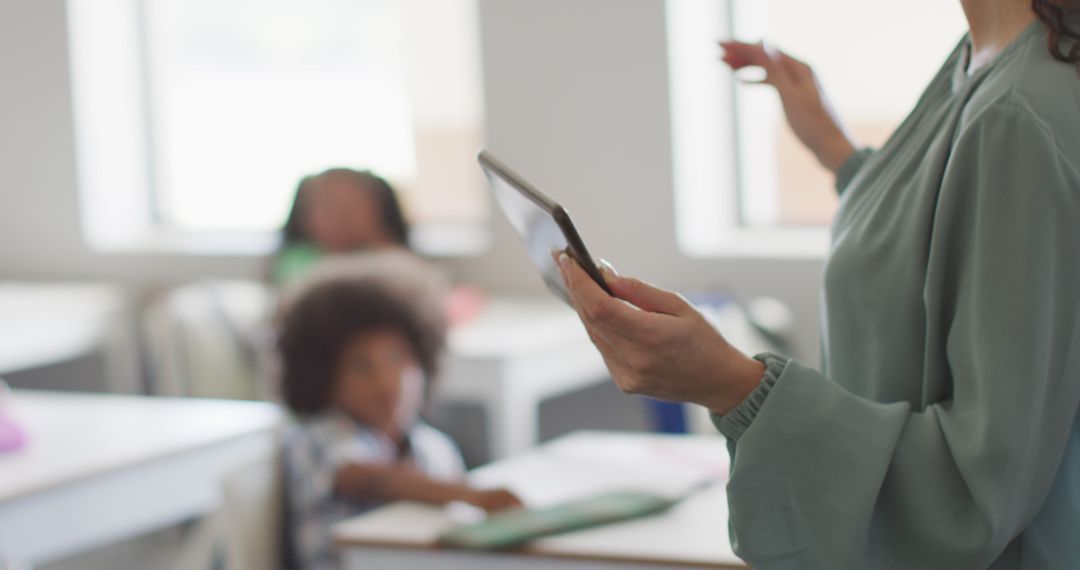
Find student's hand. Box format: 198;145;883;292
556;253;765;416
719;40;857;174
466;488;524;513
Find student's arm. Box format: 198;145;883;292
333;462;522;512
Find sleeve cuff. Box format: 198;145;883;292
834;147;875;195
710;353;789;441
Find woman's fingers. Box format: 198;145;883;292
718;40;769;69
719;40;796;88
607;272;690;317
554;252;759;411
777;51;814;86
553;253;642;382
557;253;642;333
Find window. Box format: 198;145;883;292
667;0;967;256
67;0;488;255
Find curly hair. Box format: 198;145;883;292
1034;0;1080;70
276;276;446;416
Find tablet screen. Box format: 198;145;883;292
482;164;573;304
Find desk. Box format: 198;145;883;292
0;390;280;568
335;431;746;569
440;299;610;460
0;283;140;393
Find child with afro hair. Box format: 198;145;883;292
277;252;521;570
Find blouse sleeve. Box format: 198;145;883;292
718;102;1080;568
834;147;876;195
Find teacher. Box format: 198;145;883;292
557;0;1080;567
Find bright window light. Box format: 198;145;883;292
68;0;489;255
668;0;967;256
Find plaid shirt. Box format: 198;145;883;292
284;411;465;570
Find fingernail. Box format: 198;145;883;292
598;258;619;277
558;252;571;270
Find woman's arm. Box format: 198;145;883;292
720;41;858;175
559;103;1080;567
334;462;522;513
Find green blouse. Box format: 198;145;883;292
714;23;1080;569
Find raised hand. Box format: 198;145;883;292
720;40;857;174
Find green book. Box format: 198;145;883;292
437;490;679;550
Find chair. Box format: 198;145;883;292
142;280;275;399
169;452;285;570
220;454;285;570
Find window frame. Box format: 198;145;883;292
666;0;830;259
66;0;490;258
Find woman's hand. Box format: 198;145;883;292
556;253;765;416
720;40;857;174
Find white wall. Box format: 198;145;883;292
457;0;826;360
0;0;826;362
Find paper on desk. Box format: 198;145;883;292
469;432;729;507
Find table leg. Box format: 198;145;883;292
103;312;142;394
486;381;537;461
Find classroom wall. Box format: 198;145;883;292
0;0;826;362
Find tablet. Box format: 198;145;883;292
478;150;612;304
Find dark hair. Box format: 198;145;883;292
276;278;445;416
1034;0;1080;70
281;168;410;247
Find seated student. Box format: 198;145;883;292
273;167;489;324
276;256;522;570
273;168;410;284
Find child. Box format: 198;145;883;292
277;258;521;570
274;168;410;285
